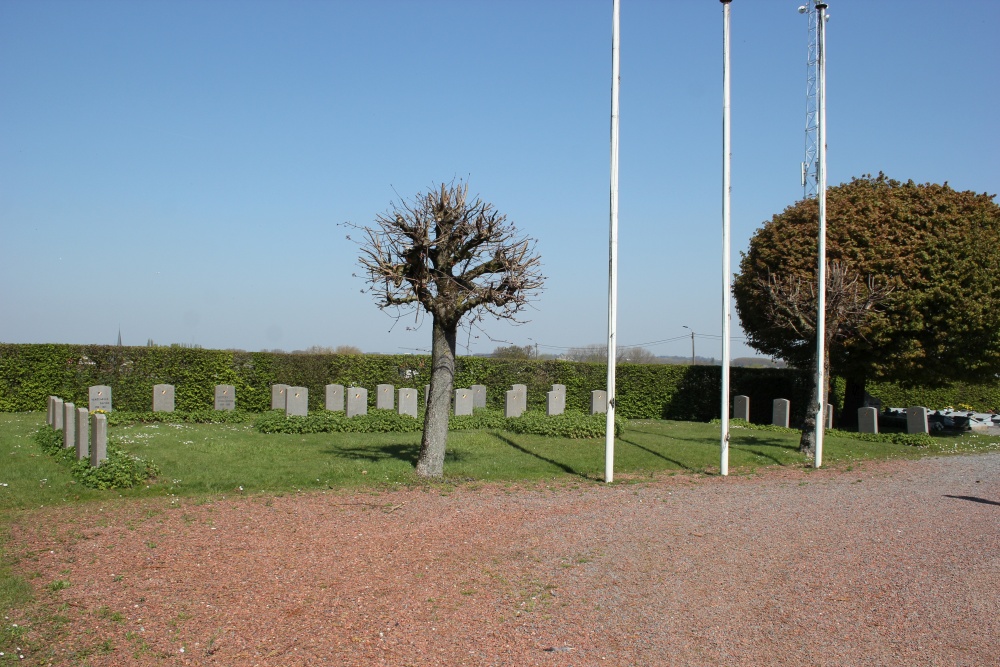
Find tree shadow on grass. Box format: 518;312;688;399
494;434;594;479
321;442;423;465
617;437;695;471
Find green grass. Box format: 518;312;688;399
1;410;998;662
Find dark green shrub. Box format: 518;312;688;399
32;426;159;489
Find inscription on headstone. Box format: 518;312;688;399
471;385;487;410
63;402;76;450
153;384;175;412
546;389;565;416
325;384;345;412
285;386;308;417
271;384;289;410
90;413;108;467
398;388;418;418
734;395;750;422
455;389;473;416
772;399;790;428
907;406;929;434
214;385;236;411
347;387;368;418
75;407;89;461
89;385;112;413
590;390;607;415
376;384;395;410
858;407;878;434
53;397;64;431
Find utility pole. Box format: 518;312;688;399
720;0;733;477
683;326;695;365
605;0;621;484
813;0;829;468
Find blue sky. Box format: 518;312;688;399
2;0;997;359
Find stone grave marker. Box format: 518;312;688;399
47;396;55;427
858;407;878;434
214;385;236;411
734;395;750;421
271;384;289;410
398;388;418;418
505;390;523;418
63;402;76;450
454;389;473;416
907;406;929;434
772;399;790;428
552;384;566;400
153;384;175;412
376;384;395;410
471;385;487;410
325;384;345;412
53;397;64;431
512;384;527;414
347;387;368;417
75;407;89;460
825;403;834;429
89;385;112;413
546;388;565;416
285;386;308;417
590;390;607;415
90;413;108;467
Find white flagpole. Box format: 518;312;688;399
813;0;828;468
605;0;621;484
720;0;732;476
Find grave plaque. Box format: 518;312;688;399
153;384;175;412
214;385;236;411
325;384;345;412
546;389;565;416
454;389;473;416
772;399;790;428
505;390;523;418
590;390;607;415
376;384;395;410
906;406;929;434
347;387;368;417
89;385;112;413
63;402;76;450
398;388;418;418
91;413;108;467
271;384;289;410
551;384;566;399
734;395;750;422
285;386;308;417
76;407;89;461
471;385;487;410
858;407;878;434
53;397;64;431
512;384;527;414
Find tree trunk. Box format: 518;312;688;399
840;375;867;431
415;317;457;478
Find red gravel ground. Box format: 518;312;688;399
8;453;999;666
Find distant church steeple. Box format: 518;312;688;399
117;328;122;347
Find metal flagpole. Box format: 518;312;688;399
813;0;828;468
720;0;732;476
605;0;621;484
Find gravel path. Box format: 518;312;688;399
11;454;999;666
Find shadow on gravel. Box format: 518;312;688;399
943;495;1000;507
495;435;591;478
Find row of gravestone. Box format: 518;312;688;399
736;395;937;434
46;396;108;467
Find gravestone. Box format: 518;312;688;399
376;384;395;410
825;403;834;429
734;395;750;422
63;402;76;450
347;387;368;417
47;396;55;427
285;387;308;417
512;384;527;414
552;384;566;400
214;385;236;411
858;407;878;434
772;399;790;428
471;385;487;410
75;407;89;461
398;388;418;418
425;385;430;407
325;384;345;412
90;413;108;467
590;390;607;415
505;390;524;418
89;385;112;413
271;384;289;410
153;384;175;412
907;406;929;434
454;389;473;416
546;389;565;416
53;397;64;431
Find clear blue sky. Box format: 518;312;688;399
2;0;997;359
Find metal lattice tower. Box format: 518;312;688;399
800;2;820;198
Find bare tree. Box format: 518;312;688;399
566;344;658;364
355;181;544;477
759;260;893;454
